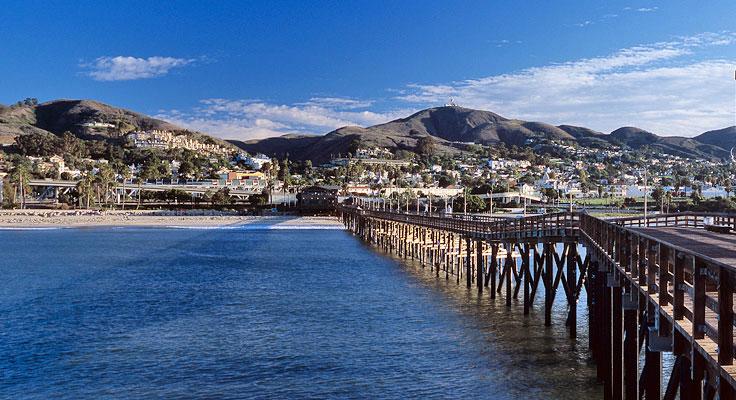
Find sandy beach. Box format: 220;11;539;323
0;210;344;229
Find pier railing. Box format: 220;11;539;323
579;213;736;393
343;206;579;241
340;204;736;397
610;211;736;230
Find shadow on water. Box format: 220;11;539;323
360;239;604;399
0;226;653;399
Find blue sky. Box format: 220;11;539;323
1;1;735;139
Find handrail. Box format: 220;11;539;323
608;211;736;230
340;205;579;241
340;204;736;389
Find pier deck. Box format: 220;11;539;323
341;206;736;399
632;226;736;267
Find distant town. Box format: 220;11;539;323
2;115;734;215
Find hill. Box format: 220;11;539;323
694;126;736;151
0;99;234;149
608;127;729;160
233;106;583;163
232;106;734;163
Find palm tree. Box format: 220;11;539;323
9;162;30;209
116;163;132;210
76;174;95;209
97;163;116;208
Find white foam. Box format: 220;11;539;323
0;226;64;231
164;224;345;231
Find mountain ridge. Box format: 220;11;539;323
232;106;735;163
3;100;733;163
0;99;234;149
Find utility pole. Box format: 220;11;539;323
644;169;648;225
19;169;24;210
524;196;527;217
569;191;573;213
463;187;467;215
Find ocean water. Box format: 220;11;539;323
0;225;601;399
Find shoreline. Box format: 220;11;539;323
0;210;343;229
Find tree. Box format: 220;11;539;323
178;159;196;180
2;176;16;208
96;163;116;207
116;162;132;209
452;194;485;213
137;164;158;209
542;187;559;203
304;160;313;181
15;132;58;157
416;136;436;157
249;192;269;206
211;188;234;207
651;186;664;206
76;173;95;209
438;174;456;188
577;168;589;186
9;160;31;209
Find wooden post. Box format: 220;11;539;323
490;244;498;300
673;252;686;320
545;242;553;326
477;239;484;294
623;286;639;400
719;266;734;366
506;243;513;307
568;242;578;338
466;236;472;288
645;300;662;400
523;242;531;315
693;257;706;340
603;262;613;399
612;275;623;400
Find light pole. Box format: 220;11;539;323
463;187;467;215
643;168;648;225
569;191;573;213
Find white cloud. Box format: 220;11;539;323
156;32;736;141
637;7;658;12
575;20;594;27
396;32;736;136
83;56;194;81
297;97;374;109
158;97;411;141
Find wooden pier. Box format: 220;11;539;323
340;206;736;400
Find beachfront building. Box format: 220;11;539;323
128;130;231;155
297;185;339;213
242;153;271;170
219;171;267;192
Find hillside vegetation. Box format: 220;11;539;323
233;106;735;163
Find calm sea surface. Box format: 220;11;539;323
1;224;601;399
